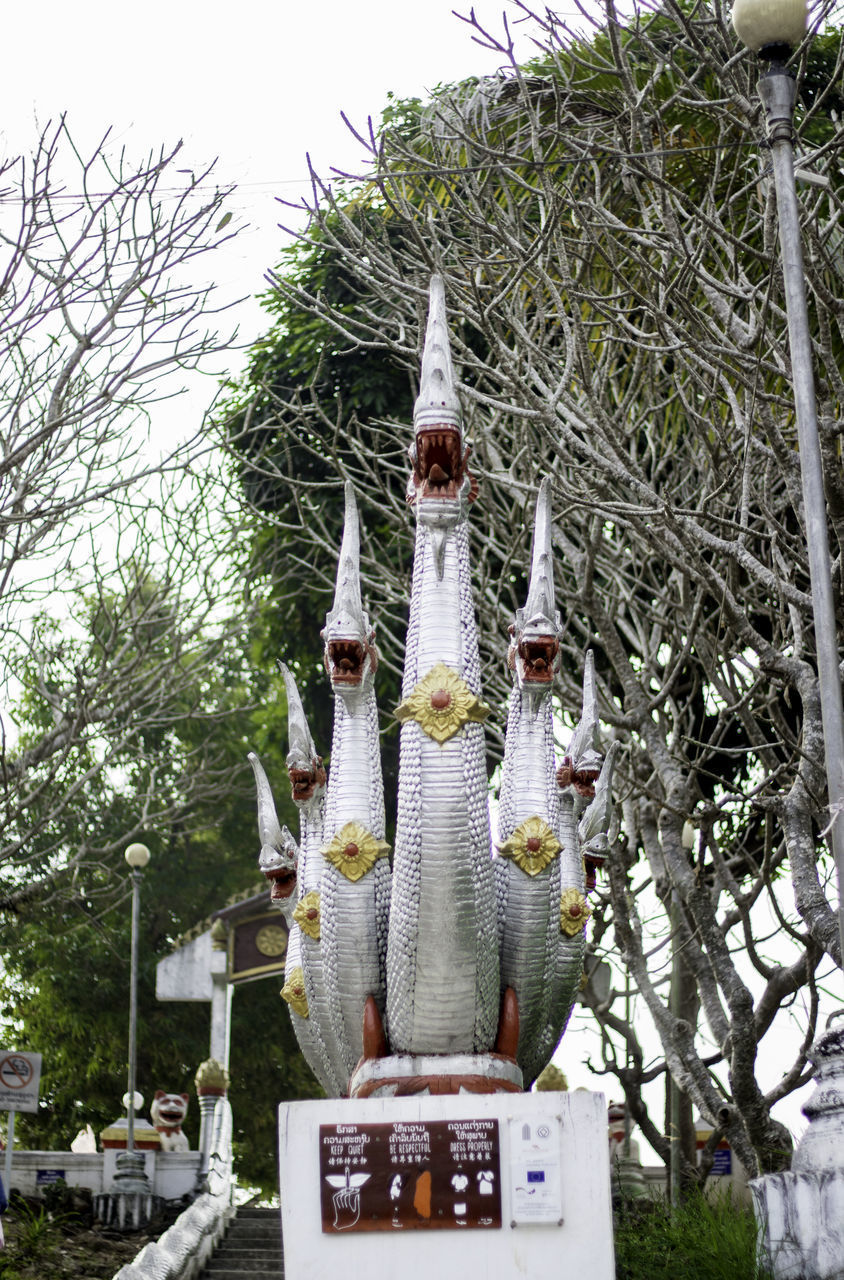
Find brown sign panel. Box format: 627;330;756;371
230;913;289;983
319;1120;501;1234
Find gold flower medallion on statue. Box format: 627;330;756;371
322;821;390;883
498;816;561;876
560;888;591;936
293;890;322;940
281;967;309;1018
395;661;491;744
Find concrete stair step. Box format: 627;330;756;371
208;1262;282;1269
206;1249;281;1259
215;1234;281;1244
205;1263;283;1278
206;1263;281;1274
208;1245;281;1253
211;1245;282;1254
225;1228;280;1241
211;1250;282;1263
220;1239;280;1251
227;1217;279;1230
211;1252;280;1265
224;1228;279;1236
204;1271;282;1280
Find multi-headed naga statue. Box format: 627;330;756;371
249;277;617;1098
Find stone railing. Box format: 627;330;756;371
6;1150;201;1202
111;1097;234;1280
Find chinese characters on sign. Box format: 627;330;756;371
319;1120;502;1233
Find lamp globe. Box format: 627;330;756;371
125;842;151;869
732;0;807;55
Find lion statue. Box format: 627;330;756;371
150;1090;190;1151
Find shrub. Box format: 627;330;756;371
614;1191;771;1280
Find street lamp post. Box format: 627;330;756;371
111;841;153;1228
124;841;150;1156
730;7;844;1275
732;0;844;966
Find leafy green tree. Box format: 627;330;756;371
0;564;320;1192
1;875;320;1194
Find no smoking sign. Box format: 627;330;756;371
0;1051;42;1113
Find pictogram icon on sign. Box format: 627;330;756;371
0;1055;34;1090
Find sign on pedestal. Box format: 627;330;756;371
319;1119;502;1232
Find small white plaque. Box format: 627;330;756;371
0;1050;42;1114
507;1113;563;1226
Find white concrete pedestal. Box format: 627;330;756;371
752;1024;844;1280
279;1090;614;1280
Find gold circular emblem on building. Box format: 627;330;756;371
255;924;288;958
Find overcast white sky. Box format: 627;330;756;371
0;0;592;349
0;0;609;440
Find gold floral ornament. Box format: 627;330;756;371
560;888;591;937
194;1058;230;1095
293;890;322;940
395;661;491;744
498;816;561;877
281;968;309;1018
322;822;390;883
209;918;228;951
